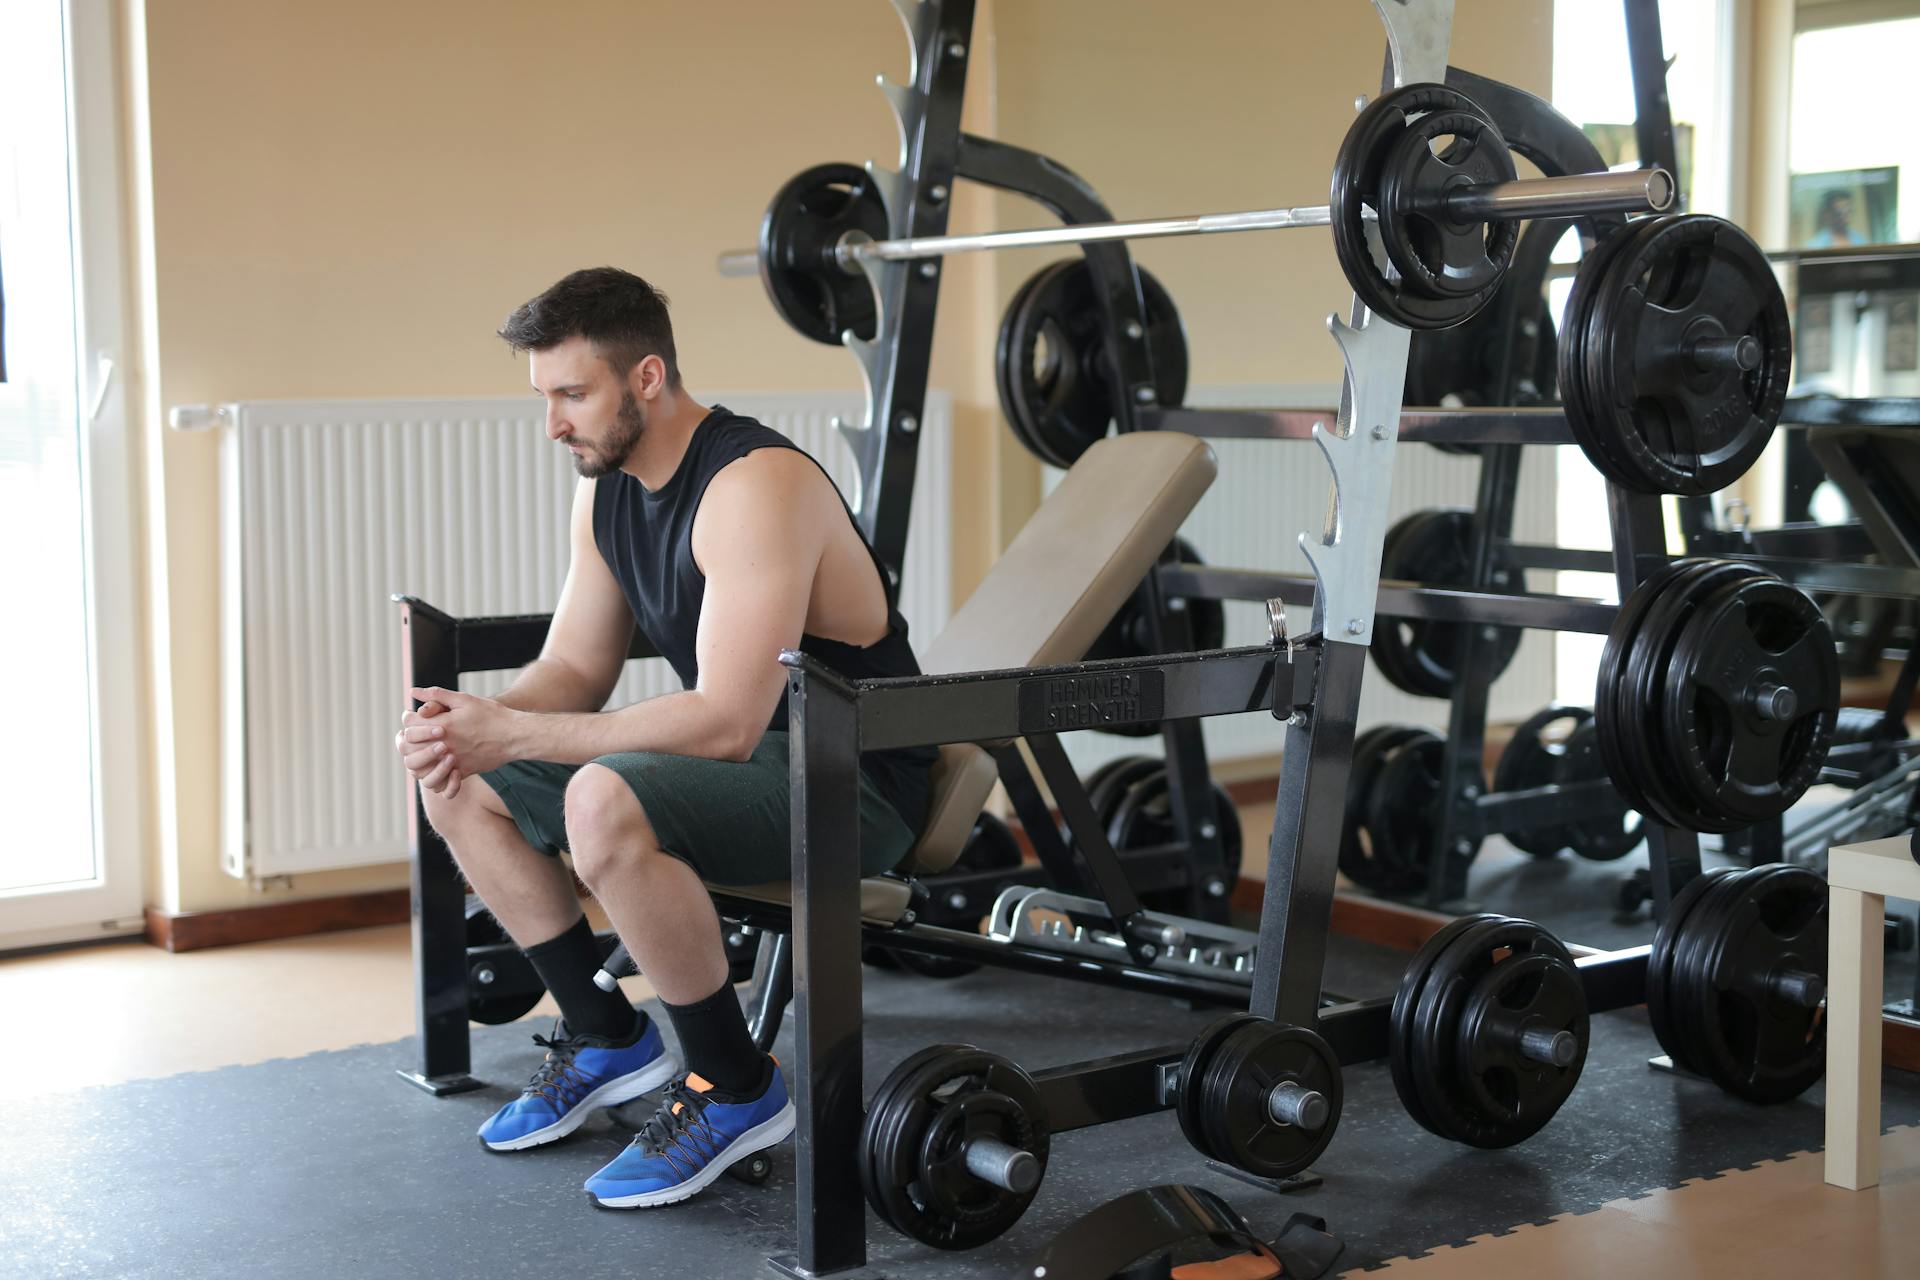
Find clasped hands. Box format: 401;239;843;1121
393;686;523;799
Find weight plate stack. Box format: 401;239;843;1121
1596;559;1838;834
1104;764;1244;911
1555;720;1645;861
1405;291;1558;455
1371;510;1521;698
1340;725;1433;893
1560;214;1792;495
1331;83;1519;330
995;258;1188;468
1389;914;1589;1148
757;163;891;345
860;1045;1050;1250
1491;705;1592;857
1182;1018;1343;1179
1362;728;1486;895
1649;865;1828;1103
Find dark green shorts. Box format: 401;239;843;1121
478;731;916;885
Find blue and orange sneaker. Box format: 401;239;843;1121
584;1062;796;1208
478;1017;680;1152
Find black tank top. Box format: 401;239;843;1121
591;406;935;836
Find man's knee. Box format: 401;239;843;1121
565;764;655;886
420;771;508;838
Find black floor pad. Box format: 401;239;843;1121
3;936;1915;1280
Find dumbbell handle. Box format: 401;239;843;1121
964;1136;1040;1194
1771;968;1825;1008
593;941;635;993
1518;1026;1579;1068
1267;1081;1330;1131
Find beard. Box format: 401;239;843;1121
570;388;646;478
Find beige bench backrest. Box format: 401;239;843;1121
901;431;1218;875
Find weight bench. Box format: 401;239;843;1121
398;428;1216;1092
612;428;1220;1035
710;428;1216;922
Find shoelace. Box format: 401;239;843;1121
524;1031;592;1109
635;1082;726;1179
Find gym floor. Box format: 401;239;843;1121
4;838;1916;1279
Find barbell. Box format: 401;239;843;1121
747;83;1675;339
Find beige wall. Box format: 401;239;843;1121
125;0;1551;914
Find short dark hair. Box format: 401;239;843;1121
499;267;681;387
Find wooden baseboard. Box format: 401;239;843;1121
144;889;411;953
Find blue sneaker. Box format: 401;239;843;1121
584;1063;796;1208
477;1017;680;1152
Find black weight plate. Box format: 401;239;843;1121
1407;291;1559;455
995;259;1189;468
1610;559;1756;830
1199;1021;1343;1179
1090;758;1167;836
1450;949;1589;1147
1588;216;1793;496
1344;725;1436;898
1389;913;1497;1136
1646;867;1736;1070
896;814;1026;980
1668;868;1758;1079
1492;704;1593;857
758;163;890;346
861;1042;973;1237
1568;216;1673;486
860;1044;1049;1250
1175;1013;1267;1160
1403;914;1520;1142
1411;917;1581;1147
1608;559;1739;828
1107;772;1244;911
1365;730;1480;894
1627;560;1765;831
1331;83;1513;329
1691;865;1828;1103
1376;108;1520;303
1555;719;1645;861
1373;510;1522;698
465;896;546;1025
1368;512;1444;695
1341;726;1430;890
1661;571;1839;831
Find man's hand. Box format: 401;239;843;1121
395;699;464;798
406;686;526;777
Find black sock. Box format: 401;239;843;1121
661;981;769;1098
522;916;641;1044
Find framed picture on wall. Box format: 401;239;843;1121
1789;167;1899;249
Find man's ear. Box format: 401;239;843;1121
630;354;668;402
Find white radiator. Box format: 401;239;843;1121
217;392;953;878
1059;383;1558;779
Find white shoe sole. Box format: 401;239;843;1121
479;1051;683;1152
587;1101;797;1208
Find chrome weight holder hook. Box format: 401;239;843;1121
1251;0;1458;1026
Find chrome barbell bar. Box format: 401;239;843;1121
717;167;1673;277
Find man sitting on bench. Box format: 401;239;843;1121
391;266;937;1208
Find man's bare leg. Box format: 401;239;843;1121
565;763;765;1095
420;775;581;946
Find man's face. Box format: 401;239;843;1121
530;335;646;478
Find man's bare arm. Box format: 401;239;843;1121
494;478;636;715
504;451;825;765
